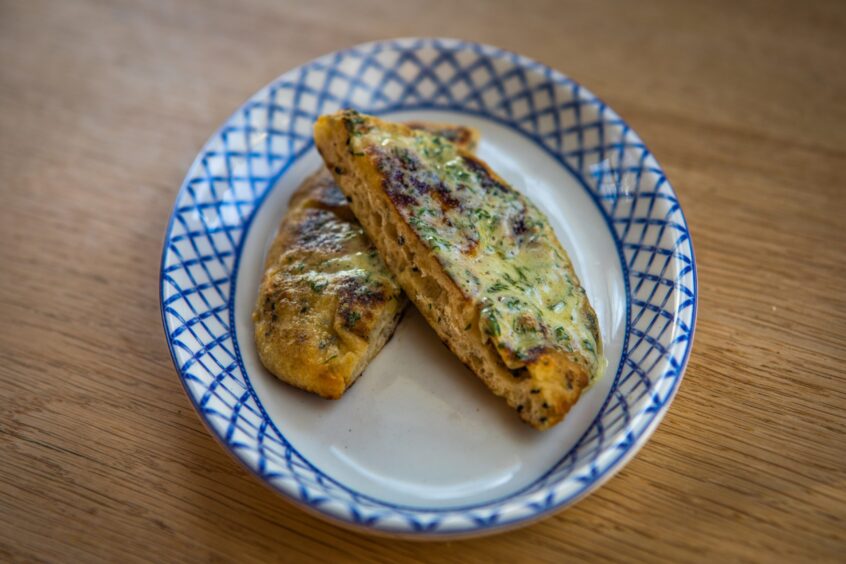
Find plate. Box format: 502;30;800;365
160;38;697;537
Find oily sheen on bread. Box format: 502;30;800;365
313;110;603;428
253;122;478;398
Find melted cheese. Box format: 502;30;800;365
348;119;604;380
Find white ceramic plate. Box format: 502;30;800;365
160;38;697;537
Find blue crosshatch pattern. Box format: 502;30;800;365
160;38;697;535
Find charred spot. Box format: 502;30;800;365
406;123;470;147
510;206;542;242
540;416;548;423
336;276;387;307
342;309;362;330
374;147;447;210
292;209;351;251
462;156;508;195
387;147;449;205
342;109;371;137
295;181;356;222
513;345;545;364
530;388;541;394
393;146;419;172
397;235;405;246
433;182;461;210
407;174;433;196
511;368;530;380
442;127;471;146
382;178;418;208
512;214;529;236
334;166;345;175
337;299;370;338
542;402;549;409
517;404;525;413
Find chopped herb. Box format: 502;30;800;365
344;310;361;329
514;265;529;282
408;216;450;250
394;147;416;169
423;234;451;250
514;349;532;361
488;281;509;293
344;111;366;136
555;327;570;342
483;309;501;337
502;272;527;290
582;339;595;353
322;354;338;364
309;280;328;293
503;297;522;311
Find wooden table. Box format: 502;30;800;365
2;0;844;561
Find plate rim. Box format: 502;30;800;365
159;36;698;538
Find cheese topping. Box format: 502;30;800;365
263;207;399;351
344;111;603;380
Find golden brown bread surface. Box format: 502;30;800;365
253;122;478;399
314;111;603;428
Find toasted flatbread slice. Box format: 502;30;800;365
314;111;604;428
253;122;478;399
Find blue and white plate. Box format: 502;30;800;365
160;38;697;538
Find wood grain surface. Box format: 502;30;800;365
1;0;844;561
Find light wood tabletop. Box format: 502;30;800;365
2;0;844;561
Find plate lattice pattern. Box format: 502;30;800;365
160;38;696;534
